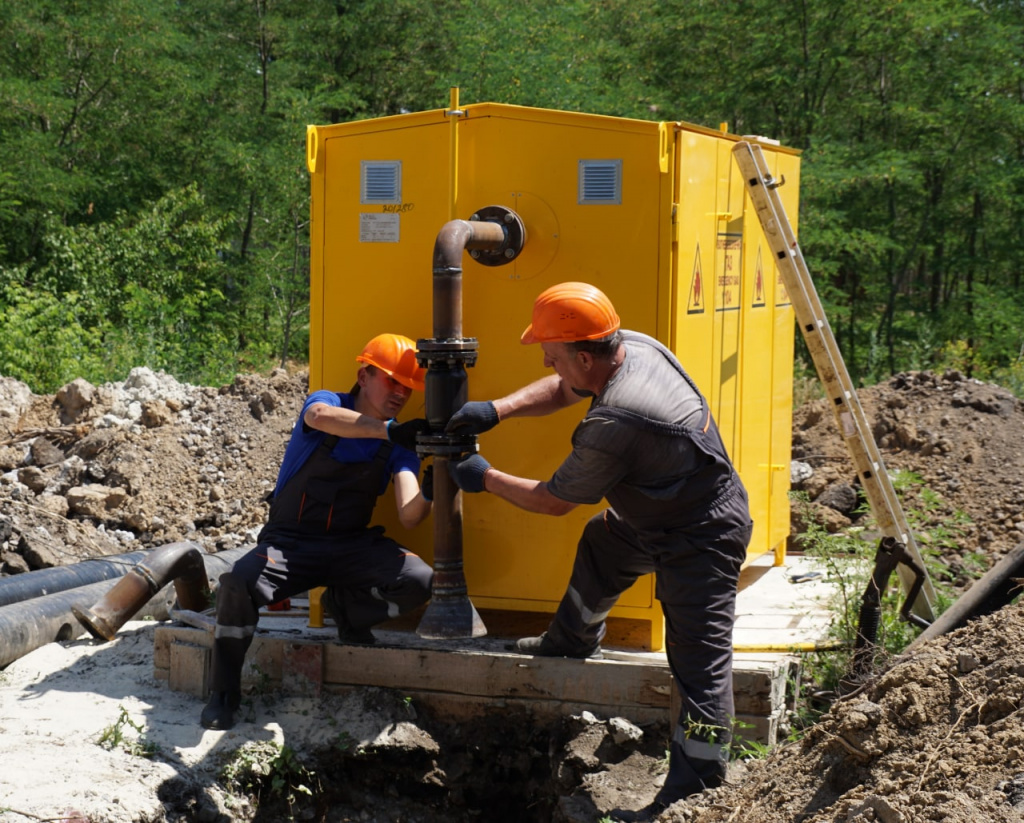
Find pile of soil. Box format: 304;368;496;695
0;366;1022;822
0;367;308;569
790;369;1024;589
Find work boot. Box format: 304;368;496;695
514;632;602;660
336;625;377;645
200;689;241;730
323;586;376;645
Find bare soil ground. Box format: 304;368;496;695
1;366;1023;822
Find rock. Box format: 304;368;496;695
1;552;30;575
17;531;60;569
28;438;65;468
35;493;70;519
66;484;129;518
792;500;851;535
55;378;97;424
141;399;174;428
0;376;33;426
17;466;49;494
791;461;813;486
817;482;859;516
608;717;643;746
69;429;120;460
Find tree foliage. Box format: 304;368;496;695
0;0;1021;392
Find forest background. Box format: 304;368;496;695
1;0;1022;396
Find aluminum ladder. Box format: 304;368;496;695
733;139;937;624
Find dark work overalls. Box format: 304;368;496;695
545;332;752;804
209;434;433;694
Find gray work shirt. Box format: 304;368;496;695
547;337;706;507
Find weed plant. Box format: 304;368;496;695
96;705;159;758
787;473;967;733
220;740;316;809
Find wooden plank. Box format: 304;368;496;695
317;684;672;727
154;625;211;671
734;711;782;747
282;642;324;697
322;644;673;711
169;609;215;632
156;624;799;740
169;642;209;698
731;655;795;716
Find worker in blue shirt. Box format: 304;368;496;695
201;333;434;730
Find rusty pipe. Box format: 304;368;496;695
415;209;523;639
431;219;506;340
72;541;212;641
0;545;250;668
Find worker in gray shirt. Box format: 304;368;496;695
447;281;752;819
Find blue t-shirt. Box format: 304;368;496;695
273;390;420;497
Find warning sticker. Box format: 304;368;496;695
715;233;742;312
687;243;705;314
360;212;400;243
775;264;792;307
752;246;766;308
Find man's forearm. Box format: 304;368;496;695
492;374;581;421
482;468;577;516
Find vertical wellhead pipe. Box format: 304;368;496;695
415;208;525;639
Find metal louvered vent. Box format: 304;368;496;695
361;161;402;204
578;159;622;205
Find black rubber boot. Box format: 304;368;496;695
324;586;376;645
336;625;377;645
200;690;241;730
513;632;602;660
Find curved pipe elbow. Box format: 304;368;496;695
433;219;474;275
72;541;211;642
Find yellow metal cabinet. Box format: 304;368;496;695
306;97;801;650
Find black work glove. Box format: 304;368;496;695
421;464;434;502
448;454;491;493
387;418;430;451
445;401;499;436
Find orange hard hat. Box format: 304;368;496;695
356;333;426;391
520;282;621;345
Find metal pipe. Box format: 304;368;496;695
905;541;1024;653
0;550;149;608
0;579;173;670
0;545;251;669
72;542;250;642
415;209;525;640
430;219;505;340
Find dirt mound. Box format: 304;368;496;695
790;369;1024;589
660;601;1024;822
0;367;308;571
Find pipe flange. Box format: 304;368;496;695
415;434;479;458
416;338;479;368
468;206;526;266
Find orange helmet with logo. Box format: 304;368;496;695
356;334;426;391
520;282;621;345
